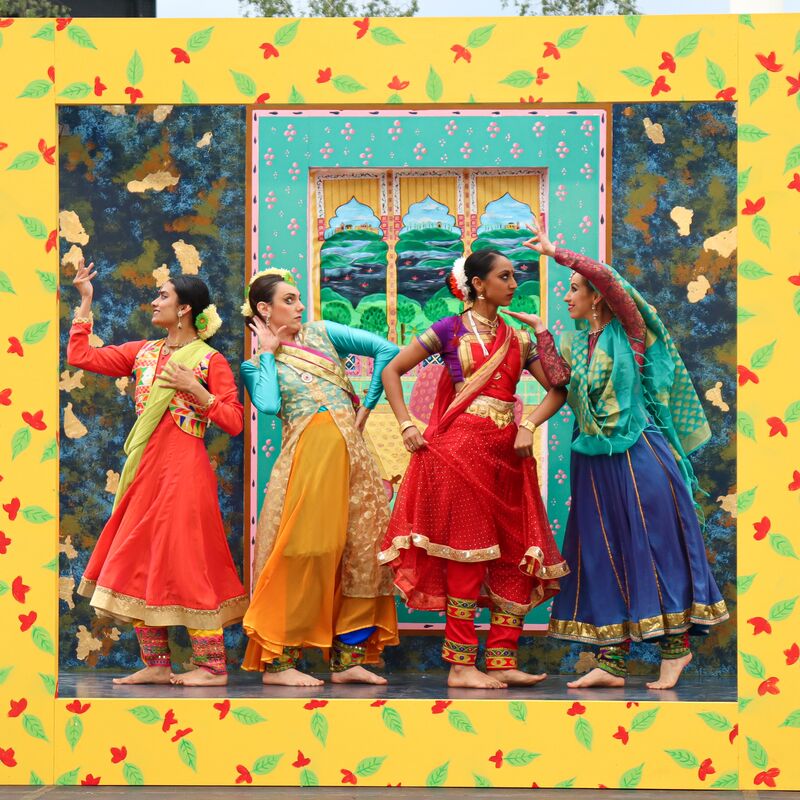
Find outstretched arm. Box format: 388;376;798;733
382;340;432;454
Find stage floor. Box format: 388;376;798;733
58;671;736;702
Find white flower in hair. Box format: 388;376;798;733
449;256;469;302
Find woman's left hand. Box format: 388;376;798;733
514;426;534;459
521;215;556;258
355;405;371;432
158;362;200;394
502;309;546;333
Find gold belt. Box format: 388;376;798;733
464;395;515;429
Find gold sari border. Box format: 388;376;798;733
465;396;516;429
378;532;500;565
275;350;355;397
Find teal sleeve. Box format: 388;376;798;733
240;353;282;415
324;321;400;409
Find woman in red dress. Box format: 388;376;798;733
379;250;570;689
67;261;247;686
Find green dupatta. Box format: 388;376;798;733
561;263;711;494
112;338;215;510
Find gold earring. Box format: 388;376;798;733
478;293;485;300
265;314;271;326
177;311;183;330
592;305;598;320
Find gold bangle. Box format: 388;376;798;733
399;420;417;434
72;315;93;326
520;419;537;434
202;393;216;411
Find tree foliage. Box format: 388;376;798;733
0;0;70;14
501;0;638;15
240;0;418;17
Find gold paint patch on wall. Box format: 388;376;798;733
716;493;737;518
153;105;174;123
705;381;730;412
127;170;181;193
115;376;129;395
703;226;737;258
172;239;202;273
59;576;76;610
669;206;693;236
61;244;84;271
59;210;90;245
59;369;84;392
101;105;126;116
196;131;213;148
105;470;120;494
75;625;103;660
152;264;171;284
63;401;88;439
643;117;665;144
687;274;711;303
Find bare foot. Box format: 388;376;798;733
112;666;172;685
566;668;625;688
646;652;692;690
170;669;228;687
490;669;547;687
331;665;388;685
448;665;507;689
261;668;324;687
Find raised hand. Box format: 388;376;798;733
72;259;97;301
501;309;546;333
249;316;287;354
521;214;556;258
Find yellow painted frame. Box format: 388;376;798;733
0;12;798;789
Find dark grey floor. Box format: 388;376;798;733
58;671;736;702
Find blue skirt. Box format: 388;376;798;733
548;425;728;645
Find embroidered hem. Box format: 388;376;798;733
442;639;478;666
378;532;500;565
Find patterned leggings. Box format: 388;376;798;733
133;623;227;675
597;633;691;678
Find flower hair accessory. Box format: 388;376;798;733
195;304;222;340
241;267;296;317
448;256;469;302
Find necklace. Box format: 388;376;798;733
588;321;611;337
466;311;491;357
469;308;499;330
162;335;198;356
285;362;314;384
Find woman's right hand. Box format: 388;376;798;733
249;316;286;354
72;260;97;301
402;425;427;454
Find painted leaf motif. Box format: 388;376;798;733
426;761;450;787
68;25;97;49
467;24;495;48
785;400;800;422
0;666;13;684
30;771;44;785
739;124;769;142
232;707;266;725
770;533;799;559
779;710;800;727
621;67;654;87
619;763;644;789
737;307;755;322
42;557;58;571
557;26;586;48
630;708;659;732
58;82;92;100
41;439;58;462
382;705;404;736
55;768;80;785
23;505;55;523
186;26;213;52
555;777;576;788
750;340;776;369
706;59;726;90
127;50;144;86
354;756;387;777
386;93;402;104
574;716;592;750
752;215;771;248
784;145;800;173
310;710;328;746
674;30;700;58
473;773;492;788
0;581;7;595
39;672;56;695
32;22;55;40
769;596;798;621
230;70;256;97
299;768;319;787
36;270;57;292
737;574;756;594
749;71;769;104
128;705;162;724
711;771;738;788
66;715;83;750
796;29;800;53
795;289;800;317
7;152;41;170
23;321;50;344
739;13;755;28
18;80;52;99
23;714;49;741
371;26;404;45
288;85;305;104
697;712;732;731
31;626;55;654
426;66;443;101
18;215;48;239
576;82;594;102
500;70;534;88
274;19;300;46
664;749;699;768
739;697;753;712
740;651;766;679
737;412;756;441
0;272;14;293
448;709;477;734
508;701;527;722
252;754;283;774
178;738;197;771
737;166;751;193
124;763;145;786
505;749;539;766
12;427;31;459
332;75;366;93
737;486;758;514
624;15;641;36
739;260;771;279
746;737;768;770
180;81;199;104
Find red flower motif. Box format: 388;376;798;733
0;531;11;555
93;76;107;97
235;765;252;785
303;699;328;710
741;196;765;215
37;140;55;166
47;66;55;83
0;747;17;768
45;229;58;253
81;774;101;785
171;727;192;742
388;75;409;91
213;699;231;719
11;576;30;604
110;746;127;763
697;757;716;781
0;142;7;151
754;767;780;788
784;643;799;666
625;702;639;708
259;42;279;59
451;44;472;63
66;700;91;714
3;496;21;519
316;68;332;84
488;749;504;768
55;17;72;30
0;389;11;406
789;470;800;491
756;51;783;72
767;417;788;437
612;725;629;745
758;676;780;696
22;410;46;431
124;87;143;104
566;701;586;716
535;66;549;85
658;51;676;73
0;18;15;27
519;96;543;104
292;750;311;768
354;17;370;39
788;173;800;192
543;41;560;59
737;365;759;386
431;700;452;714
255;93;271;104
787;73;800;96
370;700;387;707
7;698;27;718
161;708;178;732
18;611;37;632
650;75;671;96
715;87;736;101
728;723;739;744
753;516;770;540
171;47;190;64
747;616;772;635
341;769;357;784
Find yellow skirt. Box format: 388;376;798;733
242;411;398;671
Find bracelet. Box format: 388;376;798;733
520;419;537;434
399;420;417;434
201;393;216;411
72;314;93;325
